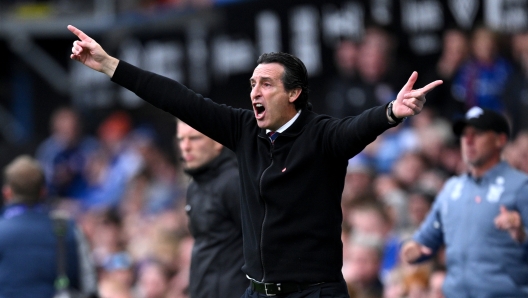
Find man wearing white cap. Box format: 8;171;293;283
401;106;528;298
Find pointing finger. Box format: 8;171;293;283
67;25;93;43
419;80;443;95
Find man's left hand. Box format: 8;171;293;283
495;205;526;243
393;72;443;118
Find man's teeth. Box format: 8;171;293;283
256;104;263;108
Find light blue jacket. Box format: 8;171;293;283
413;161;528;298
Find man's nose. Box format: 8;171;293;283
180;139;190;150
251;85;261;99
463;133;475;144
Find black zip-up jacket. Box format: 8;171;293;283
112;61;395;283
184;148;246;298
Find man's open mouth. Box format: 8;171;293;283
254;103;265;116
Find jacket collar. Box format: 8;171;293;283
258;108;317;139
466;161;508;183
184;148;237;183
2;203;47;219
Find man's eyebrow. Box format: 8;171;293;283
249;76;273;83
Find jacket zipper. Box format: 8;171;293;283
258;141;274;282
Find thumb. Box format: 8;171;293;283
500;205;508;214
77;39;95;49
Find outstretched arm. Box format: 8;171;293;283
391;71;443;120
68;25;119;77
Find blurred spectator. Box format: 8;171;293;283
363;124;419;175
81;111;143;209
0;155;98;297
167;235;193;298
90;208;133;279
411;109;456;174
427;265;446;298
149;214;188;273
35;106;99;200
402;264;430;298
373;174;405;202
372;174;408;233
414;169;447;197
503;30;528;137
133;259;172;298
452;26;513;112
99;251;136;297
391;151;429;191
382;268;405;298
504;129;528;174
435;143;464;177
347;200;401;284
356;26;411;107
99;275;135;298
122;207;189;274
321;38;365;117
322;26;410;118
121;126;184;215
342;158;375;208
401;187;435;239
406;106;462;179
138;0;236;11
418;28;469;121
343;232;384;298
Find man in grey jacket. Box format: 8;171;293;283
177;120;246;298
401;107;528;298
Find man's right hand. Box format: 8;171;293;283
400;240;433;263
68;25;119;77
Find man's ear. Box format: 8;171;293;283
496;133;508;149
288;88;302;104
2;185;12;203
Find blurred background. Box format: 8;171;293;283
1;0;528;297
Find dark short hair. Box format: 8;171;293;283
256;52;311;111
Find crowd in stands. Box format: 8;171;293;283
1;0;253;19
325;25;528;298
5;24;528;298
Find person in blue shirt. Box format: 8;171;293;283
0;155;98;298
401;107;528;298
